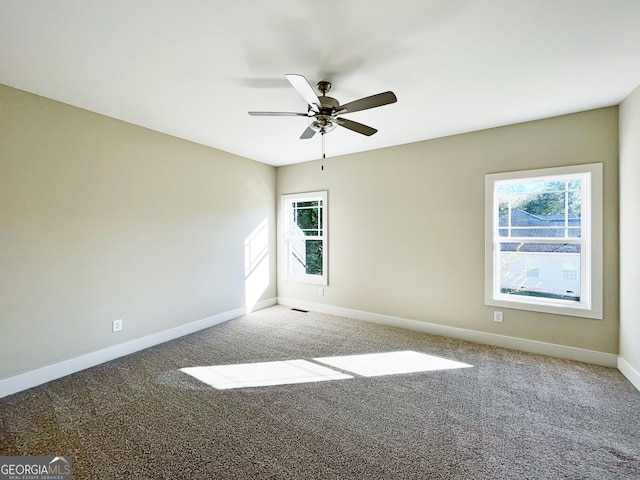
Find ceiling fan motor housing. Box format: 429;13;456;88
309;89;340;133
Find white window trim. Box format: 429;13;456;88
282;191;328;286
485;163;603;319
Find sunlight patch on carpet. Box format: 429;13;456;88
180;351;472;390
180;360;352;390
314;350;473;377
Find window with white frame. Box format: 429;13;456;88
282;191;327;285
485;164;602;318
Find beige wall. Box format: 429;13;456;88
1;80;625;385
619;84;640;373
277;107;619;354
0;84;277;379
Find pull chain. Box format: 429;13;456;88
321;131;325;171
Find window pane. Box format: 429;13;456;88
500;242;581;253
517;192;565;216
510;181;543;194
498;178;582;239
526;258;540;278
305;240;323;275
510;227;567;237
294;205;320;234
567;179;581;191
563;259;578;281
542;180;566;192
296;201;319;208
568;190;581;217
499;242;581;302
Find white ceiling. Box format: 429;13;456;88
2;0;640;166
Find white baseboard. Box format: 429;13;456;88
0;298;276;399
618;356;640;392
277;297;618;368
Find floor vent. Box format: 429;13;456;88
291;308;309;313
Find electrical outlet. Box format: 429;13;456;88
112;319;123;332
493;311;503;323
318;287;325;296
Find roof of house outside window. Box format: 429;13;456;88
499;209;581;253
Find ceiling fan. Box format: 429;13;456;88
248;74;397;140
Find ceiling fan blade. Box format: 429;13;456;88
337;91;397;114
300;126;317;139
248;111;309;116
336;117;378;136
286;74;321;113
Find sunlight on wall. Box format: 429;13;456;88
245;218;270;312
180;351;473;390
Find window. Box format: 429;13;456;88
282;191;327;285
526;259;540;278
485;164;602;318
563;260;578;281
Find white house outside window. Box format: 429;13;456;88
282;191;327;285
485;164;602;319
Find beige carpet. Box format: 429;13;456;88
1;305;639;479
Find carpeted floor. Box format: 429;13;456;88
1;305;639;479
